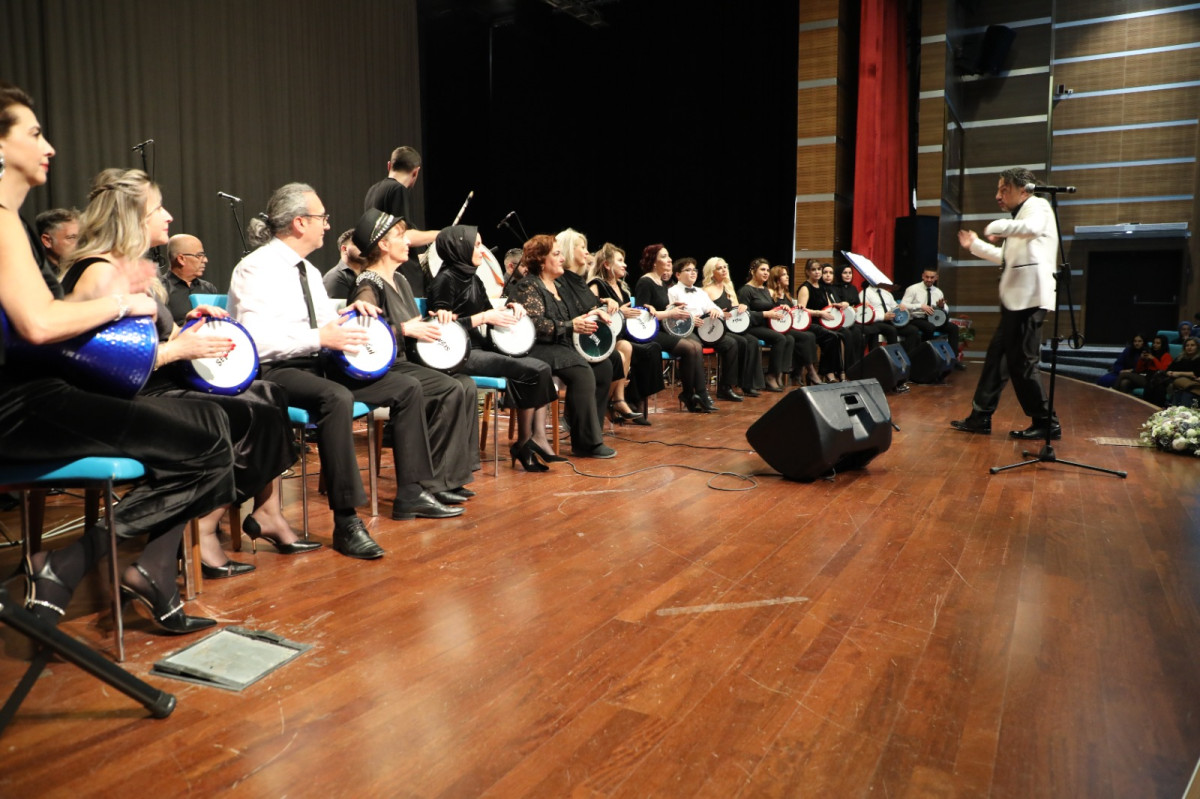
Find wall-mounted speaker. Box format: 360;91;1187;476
746;379;893;482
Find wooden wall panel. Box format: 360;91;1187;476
917;151;943;200
1051;162;1198;199
923;0;947;37
799;0;839;24
1057;200;1194;231
1056;10;1200;56
920;42;946;93
798;86;838;138
918;98;944;147
796;143;838;194
1053;125;1198;165
960;74;1051;120
1057;0;1179;23
960;1;1055;28
1050;87;1200;130
1054;49;1200;94
799;27;839;81
795;201;835;249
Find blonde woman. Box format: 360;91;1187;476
702;256;764;395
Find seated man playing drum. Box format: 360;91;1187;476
900;267;962;366
228;184;467;562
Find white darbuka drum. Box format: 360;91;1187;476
625;306;658;341
841;306;856;328
663;314;695;338
929;308;948;327
489;312;536;357
573;316;616;363
768;307;792;333
607;309;624;338
180;316;260;396
726;308;750;333
790;307;811;331
891;308;911;326
853;304;875;324
819;305;845;330
323;310;397;381
414;317;469;372
697;315;725;343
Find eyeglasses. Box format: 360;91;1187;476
180;252;207;260
680;268;697;273
302;213;331;225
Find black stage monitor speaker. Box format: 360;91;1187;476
910;339;956;383
854;343;911;392
746;379;893;482
893;216;938;291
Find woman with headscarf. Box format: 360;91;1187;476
427;225;558;471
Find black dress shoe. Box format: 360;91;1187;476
742;388;761;398
571;443;617;459
391;490;465;521
950;413;991;435
434;489;471;505
332;517;384;560
953;361;967;371
454;487;476;498
200;560;256;580
700;392;718;411
716;387;743;402
1009;421;1062;440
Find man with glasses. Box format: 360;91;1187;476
323;229;366;301
166;233;219;324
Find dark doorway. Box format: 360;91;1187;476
1085;245;1185;344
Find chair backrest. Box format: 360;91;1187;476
415;297;427;315
1170;342;1183;359
190;293;229;309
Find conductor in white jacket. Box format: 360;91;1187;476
950;168;1060;440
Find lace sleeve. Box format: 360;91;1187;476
511;279;560;342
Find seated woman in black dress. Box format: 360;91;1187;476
635;243;712;413
347;211;481;501
427;224;558;471
796;259;845;382
0;83;233;633
62;168;312;579
833;263;886;353
700;256;764;396
820;263;864;374
764;261;824;386
589;242;664;425
509;235;616;459
736;258;794;391
558;228;642;426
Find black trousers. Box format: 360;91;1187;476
747;326;794;376
971;307;1050;421
463;349;555;410
910;316;960;353
725;331;764;389
875;320;923;356
262;359;433;509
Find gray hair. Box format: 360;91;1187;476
247;182;316;248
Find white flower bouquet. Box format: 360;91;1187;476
1140;405;1200;456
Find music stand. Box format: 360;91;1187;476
0;585;175;735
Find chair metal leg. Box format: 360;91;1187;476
367;413;378;518
492;391;501;477
181;518;200;601
298;426;310;539
103;479;125;663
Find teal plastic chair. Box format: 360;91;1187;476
189;293;228;310
289;402;378;534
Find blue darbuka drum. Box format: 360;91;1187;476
178;316;259;395
0;309;158;398
323;309;398;381
891;308;911;326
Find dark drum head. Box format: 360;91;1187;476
575;322;615;363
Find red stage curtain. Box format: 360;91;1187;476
851;0;910;280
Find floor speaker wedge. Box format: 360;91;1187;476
746;379;893;482
854;343;911;392
910;339;956;384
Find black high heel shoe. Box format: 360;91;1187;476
510;441;550;472
527;440;568;463
243;516;322;555
200;560;257;580
609;401;644;423
679;391;707;413
120;563;216;635
24;552;70;622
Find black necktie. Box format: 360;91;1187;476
297;262;317;329
878;288;888;312
926;287;932;307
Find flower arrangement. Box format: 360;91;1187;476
1139;405;1200;456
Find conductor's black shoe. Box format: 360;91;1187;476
391;490;465;521
950;412;992;435
1009;420;1062;440
332;517;384;559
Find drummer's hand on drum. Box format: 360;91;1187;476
319;315;371;354
621;304;640;320
186;305;229;320
479;308;516;328
505;302;526;320
737;304;748;315
772;308;789;322
602;298;619;315
401;318;443;343
707;308;723;321
344;300;381;319
172;322;235;361
667;303;691;320
572;314;598;334
920;304;935;315
821;308;838;321
433;309;456;325
594;309;613;325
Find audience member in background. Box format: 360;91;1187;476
34;206;78;275
164;233;219;324
1179;320;1193;343
1165;336;1200;406
1097;334;1146;388
322;229;366;301
1116;334;1173;394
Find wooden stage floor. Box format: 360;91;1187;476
1;370;1198;797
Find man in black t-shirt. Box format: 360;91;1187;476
165;234;219;324
363;145;439;297
322;229;365;301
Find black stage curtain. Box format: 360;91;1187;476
1;0;422;290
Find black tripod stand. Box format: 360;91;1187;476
991;188;1126;478
0;585;175;735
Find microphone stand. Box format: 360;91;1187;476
132;139;167;271
221;196;249;257
991;187;1126;478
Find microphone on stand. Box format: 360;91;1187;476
217;191;242;203
130;139;154;152
496;211;516;231
1025;183;1076;194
